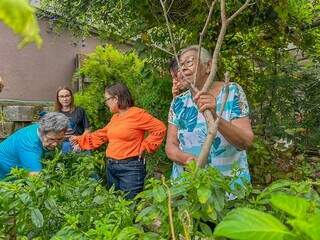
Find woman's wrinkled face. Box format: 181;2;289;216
177;51;197;86
41;130;65;150
177;50;210;89
58;89;72;108
104;91;118;113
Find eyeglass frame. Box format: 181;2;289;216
178;56;195;70
58;94;71;99
41;131;65;144
104;96;115;104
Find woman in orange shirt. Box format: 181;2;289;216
70;83;166;199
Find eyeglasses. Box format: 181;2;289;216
104;96;115;103
42;133;64;144
179;57;195;69
58;94;71;99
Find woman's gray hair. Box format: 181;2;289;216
179;45;212;64
39;112;69;133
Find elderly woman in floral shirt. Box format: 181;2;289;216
165;46;254;186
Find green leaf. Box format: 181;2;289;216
0;0;42;48
197;185;211;204
30;208;44;228
93;195;105;205
116;226;141;240
141;232;160;240
258;180;294;200
152;186;167;203
214;208;295;240
289;213;320;240
270;194;311;219
171;183;188;197
136;206;159;222
212;187;225;212
44;197;57;210
18;193;32;205
205;204;217;222
199;222;213;236
81;188;92;197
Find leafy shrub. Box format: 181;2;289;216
74;45;173;177
214;179;320;240
0;152;136;239
248;136;320;186
74;45;172;129
135;161;251;239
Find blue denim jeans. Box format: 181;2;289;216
106;157;146;199
61;140;73;153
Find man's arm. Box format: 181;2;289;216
165;123;196;165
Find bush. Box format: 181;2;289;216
74;45;173;177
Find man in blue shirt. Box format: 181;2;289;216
0;112;69;179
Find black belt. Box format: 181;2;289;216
107;156;144;164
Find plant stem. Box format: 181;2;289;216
162;176;176;240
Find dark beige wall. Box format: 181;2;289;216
0;20;130;101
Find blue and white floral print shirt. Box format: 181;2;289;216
168;83;251;183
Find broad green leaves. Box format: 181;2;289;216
30;208;44;228
214;189;320;240
135;162;248;238
214;208;294;240
270;194;311;219
1;151;320;239
0;153;135;238
0;0;42;48
290;214;320;240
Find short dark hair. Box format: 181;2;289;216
105;83;134;109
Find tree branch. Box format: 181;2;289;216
160;0;199;93
160;0;178;58
150;43;174;56
197;73;230;167
202;0;228;92
227;0;251;24
194;0;218;85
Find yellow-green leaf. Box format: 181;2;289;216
214;208;295;240
270;194;311;219
0;0;42;48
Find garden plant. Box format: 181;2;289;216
1;0;320;239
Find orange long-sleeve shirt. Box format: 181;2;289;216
77;107;166;160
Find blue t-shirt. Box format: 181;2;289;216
0;124;43;179
168;83;251;183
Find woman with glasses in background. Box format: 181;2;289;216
55;87;90;153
